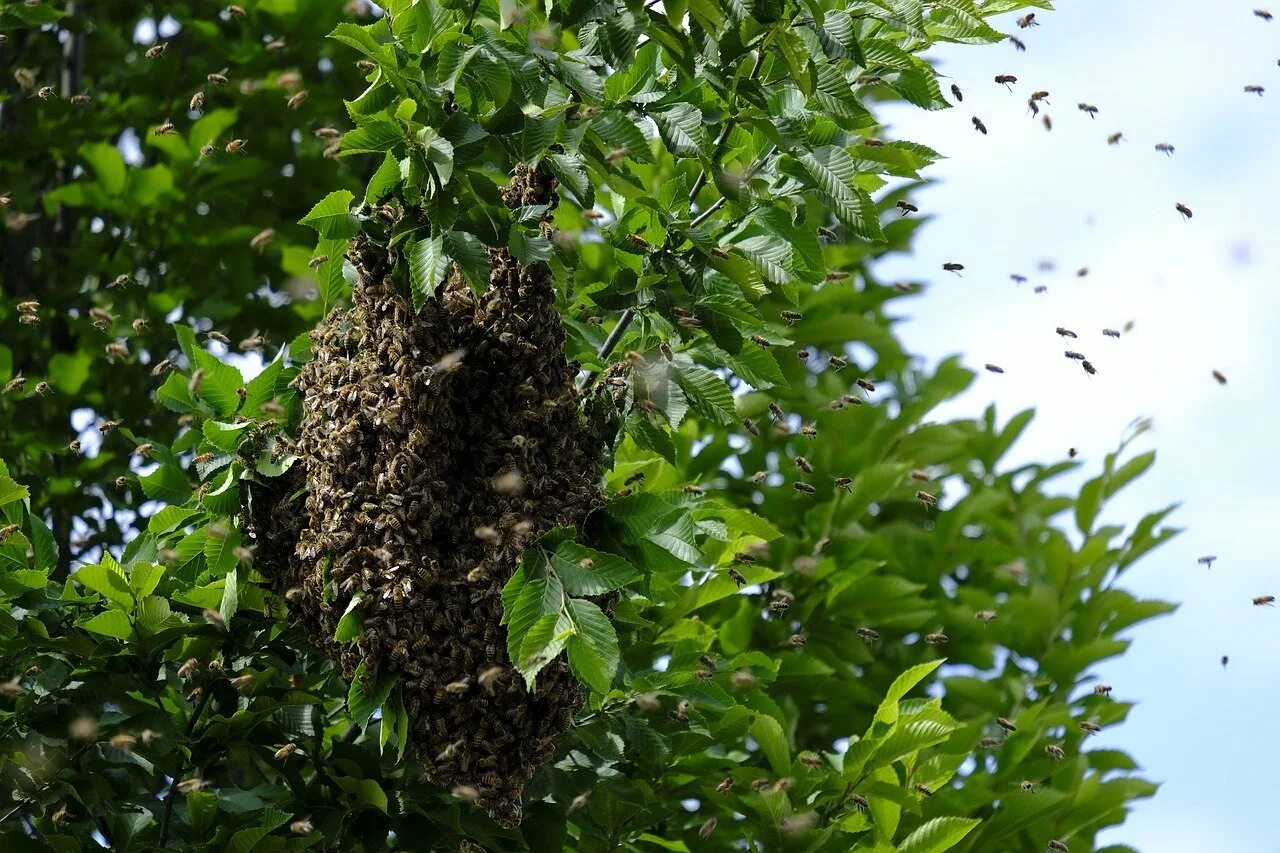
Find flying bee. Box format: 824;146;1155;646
1078;103;1098;117
924;632;948;646
789;633;807;647
994;74;1017;89
1222;655;1229;668
287;90;309;110
768;402;785;421
151;358;173;376
1198;555;1217;569
178;658;199;680
742;418;760;436
624;471;646;487
1049;841;1070;853
914;784;934;798
356;59;376;72
266;39;286;51
1017;12;1037;27
683;484;706;498
35;85;55;100
1019;780;1036;793
1102;328;1120;338
1176;202;1193;220
971;116;987;134
133;443;153;458
950;83;963;102
1081;360;1097;375
995;716;1017;733
827;270;850;282
199;142;216;159
1011;274;1027;284
976;609;997;625
0;524;18;543
189;91;205;112
841;394;863;406
1078;721;1102;735
985;364;1004;374
834;477;852;492
979;736;1002;749
1093;683;1112;696
796;349;810;362
1245;84;1265;96
154;119;177;136
1107;132;1124;145
145;42;168;59
1256;8;1273;19
90;307;116;328
916;490;937;508
225;138;247;154
728;568;748;587
18;313;38;326
1212;369;1227;385
98;419;120;434
314;127;340;140
1065;351;1085;360
896;200;918;216
189;368;205;393
17;300;38;313
249;229;275;252
943;262;965;274
1155;142;1175;156
793;482;816;496
1043;115;1053;131
862;137;884;147
856;377;876;393
799;425;817;439
716;776;734;793
829;356;847;369
1056;327;1077;339
114;475;127;490
1030;91;1050;103
856;626;880;645
131;317;149;333
70;92;91;106
1045;743;1066;760
750;334;771;349
4;375;26;394
1077;267;1088;277
207;330;230;345
226;4;246;15
1010;36;1026;51
1027;98;1039;117
795;456;814;474
748;471;767;485
274;743;297;761
1252;595;1275;606
660;343;674;361
29;381;50;397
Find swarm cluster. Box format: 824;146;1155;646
247;166;606;825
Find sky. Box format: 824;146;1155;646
874;2;1280;849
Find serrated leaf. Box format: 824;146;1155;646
552;543;639;595
875;660;944;724
565;598;619;693
673;364;736;426
299;190;360;239
896;817;980;853
408;234;449;312
347;661;398;726
82;610;134;640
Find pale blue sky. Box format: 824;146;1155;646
877;2;1280;849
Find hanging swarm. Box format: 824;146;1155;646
245;165;607;826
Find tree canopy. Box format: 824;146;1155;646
0;0;1177;850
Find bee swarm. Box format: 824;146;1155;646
246;164;606;827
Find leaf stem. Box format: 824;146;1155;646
156;688;213;847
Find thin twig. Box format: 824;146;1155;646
156;689;212;847
687;50;768;204
578;308;636;389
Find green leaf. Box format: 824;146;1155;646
74;563;134;609
565;598;619;693
299;190;360;239
798;146;885;242
408;234;449;312
0;474;29;509
672;364;736;426
340;114;405;155
347;661;398;726
875;660;944;724
750;713;790;774
335;592;365;642
82;610;134;641
80;142;127;196
552;544;639;595
896;817;981;853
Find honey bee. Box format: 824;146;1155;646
154;119;177;136
979;736;1002;749
287;90;309;110
1019;780;1036;793
115;475;127;490
896;200;918;216
1078;721;1102;735
1077;267;1088;278
856;626;880;645
189;91;205;112
226;4;246;16
70;92;91;106
1107;132;1124;145
1010;274;1027;285
1043;115;1053;132
1010;36;1026;51
225;138;247;154
1245;84;1265;96
1212;370;1227;385
1081;360;1097;376
728;568;748;587
794;456;814;475
290;819;314;836
68;439;82;455
971;116;987;135
145;42;168;59
16;300;38;313
35;85;55;100
975;609;996;625
266;39;286;51
856;74;882;86
1077;103;1098;118
1252;595;1275;606
249;229;275;252
1045;743;1066;760
274;743;297;761
151;358;173;376
741;417;760;437
1155;142;1175;156
748;777;770;792
827;271;850;282
356;59;376;72
950;83;963;102
994;74;1017;89
314;127;340;140
1255;8;1273;19
829;356;847;370
98;419;121;434
862;137;884;147
748;471;767;485
199;142;216;159
750;334;771;349
768;403;785;421
1049;841;1070;853
835;476;852;492
995;716;1017;733
984;364;1004;374
1221;655;1229;668
683;484;705;497
799;425;817;439
176;777;208;794
452;784;480;805
133;443;154;458
0;523;18;544
1175;202;1193;220
3;375;26;394
207;330;230;345
715;776;734;793
789;633;806;647
1027;98;1039;117
924;632;948;646
1198;555;1217;569
178;658;200;680
913;783;934;797
1093;683;1112;696
943;262;965;274
916;490;937;508
1017;12;1037;27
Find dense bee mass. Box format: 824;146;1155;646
246;165;607;826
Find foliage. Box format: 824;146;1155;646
0;0;1178;851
